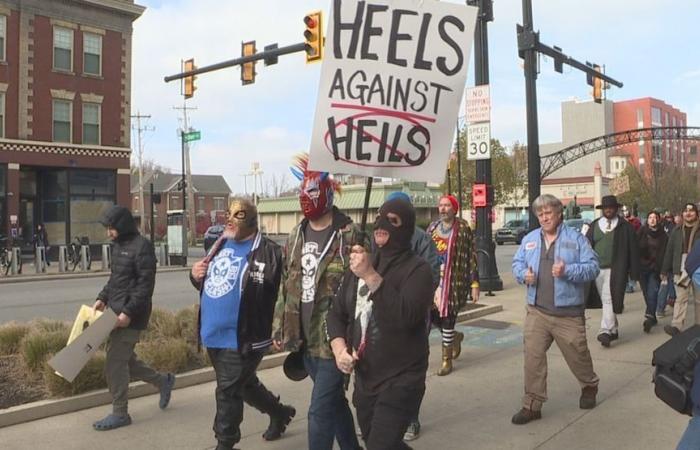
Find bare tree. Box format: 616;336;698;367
265;173;292;197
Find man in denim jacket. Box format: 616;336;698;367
511;194;600;425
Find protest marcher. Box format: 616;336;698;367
658;211;678;317
511;194;600;425
272;155;363;450
190;198;295;450
328;197;434;450
426;194;479;376
662;203;700;336
622;205;641;293
382;191;440;442
637;211;669;333
585;195;640;347
92;206;174;431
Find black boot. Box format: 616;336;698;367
244;379;296;441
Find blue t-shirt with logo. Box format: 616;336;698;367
200;238;254;349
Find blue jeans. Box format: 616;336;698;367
658;274;677;312
639;270;661;319
677;414;700;450
304;353;360;450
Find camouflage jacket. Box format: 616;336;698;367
272;207;364;359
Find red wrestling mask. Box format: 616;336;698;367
291;154;340;221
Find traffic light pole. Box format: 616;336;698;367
469;0;502;292
180;130;187;267
517;0;623;228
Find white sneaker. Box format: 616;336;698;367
403;421;420;441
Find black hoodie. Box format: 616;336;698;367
97;205;156;330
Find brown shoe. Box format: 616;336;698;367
511;408;541;425
453;331;465;360
580;385;598;410
437;345;453;376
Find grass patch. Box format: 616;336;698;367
44;352;107;397
143;308;180;341
136;338;190;373
21;329;70;372
175;305;198;345
32;319;70;334
0;322;31;356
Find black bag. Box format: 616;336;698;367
652;325;700;416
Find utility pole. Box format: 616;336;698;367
131;111;153;236
173;101;197;266
467;0;502;291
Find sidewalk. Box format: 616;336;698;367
0;274;690;449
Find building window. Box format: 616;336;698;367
82;103;100;145
651;107;662;125
69;169;116;245
636;108;643;127
213;197;225;211
83;33;101;76
691;146;698;156
0;15;6;62
664;112;669;126
0;92;5;138
53;99;72;142
53;27;73;71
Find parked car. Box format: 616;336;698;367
495;219;529;245
203;224;224;253
564;218;591;234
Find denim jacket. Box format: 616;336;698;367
512;224;599;307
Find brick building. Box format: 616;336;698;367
0;0;144;252
131;172;232;240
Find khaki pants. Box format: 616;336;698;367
522;306;599;411
671;283;700;329
105;328;163;415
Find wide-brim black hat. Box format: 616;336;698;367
283;350;308;382
595;195;623;210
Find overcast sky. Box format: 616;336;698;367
130;0;700;195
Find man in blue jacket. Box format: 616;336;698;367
511;194;600;425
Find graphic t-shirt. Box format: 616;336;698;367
300;225;332;341
431;225;452;286
200;238;254;349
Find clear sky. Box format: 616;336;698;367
130;0;700;195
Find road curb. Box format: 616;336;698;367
0;302;502;428
0;266;191;284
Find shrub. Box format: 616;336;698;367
32;319;70;334
44;351;107;397
21;329;70;372
0;322;31;356
143;308;180;341
136;338;190;373
175;306;198;345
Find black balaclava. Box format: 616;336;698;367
373;198;415;275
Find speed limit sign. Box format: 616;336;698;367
466;122;491;160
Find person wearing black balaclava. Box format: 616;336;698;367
327;198;434;450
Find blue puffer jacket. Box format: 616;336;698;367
512;224;600;307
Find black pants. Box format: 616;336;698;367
353;382;425;450
208;348;282;448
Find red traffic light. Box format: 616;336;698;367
304;15;317;28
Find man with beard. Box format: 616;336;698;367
272;154;363;450
585;195;640;347
190;198;295;450
661;203;700;336
327;198;434;450
511;194;599;425
637;211;668;333
426;194;479;376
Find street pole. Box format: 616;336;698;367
131;111;152;235
470;0;502;291
150;182;155;243
180;129;187;267
456;120;463;211
522;0;541;228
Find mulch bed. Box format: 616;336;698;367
0;355;46;410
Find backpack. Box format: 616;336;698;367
652;325;700;416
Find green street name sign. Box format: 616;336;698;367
183;130;201;142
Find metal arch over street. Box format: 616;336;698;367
540;126;700;180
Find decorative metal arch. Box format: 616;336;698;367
540;127;700;180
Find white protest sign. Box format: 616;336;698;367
308;0;478;182
465;85;490;123
466;122;491;160
48;308;117;383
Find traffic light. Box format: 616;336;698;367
183;58;196;99
304;11;323;63
241;40;256;85
592;64;603;104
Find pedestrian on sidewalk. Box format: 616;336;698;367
637;210;668;333
190;197;295;450
511;194;600;425
92;205;175;431
328;197;434;450
657;211;678;317
584;195;640;348
622;205;641;293
32;223;50;267
426;194;479;377
272;154;362;450
380;191;440;443
662;203;700;336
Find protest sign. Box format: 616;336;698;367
308;0;478;182
67;305;103;346
48;308;117;383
